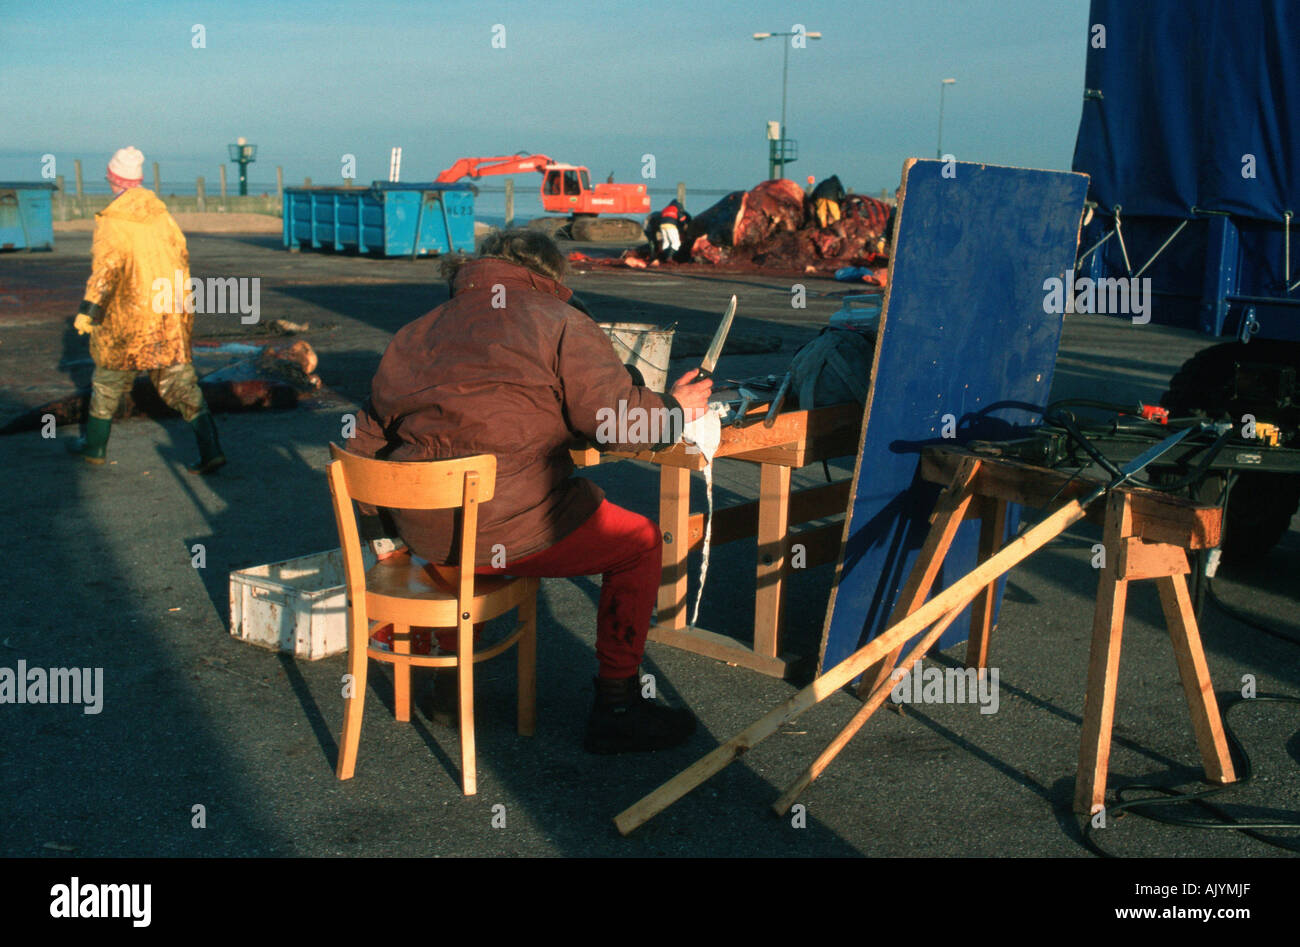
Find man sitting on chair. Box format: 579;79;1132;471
349;229;713;754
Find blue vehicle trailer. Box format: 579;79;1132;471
283;182;475;257
1072;0;1300;557
0;181;57;250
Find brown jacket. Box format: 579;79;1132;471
349;258;682;566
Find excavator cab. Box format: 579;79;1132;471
542;167;592;205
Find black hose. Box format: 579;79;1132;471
1080;694;1300;857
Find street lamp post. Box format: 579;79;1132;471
936;78;956;160
753;29;822;180
227;137;258;196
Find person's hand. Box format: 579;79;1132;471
74;313;94;335
670;369;714;423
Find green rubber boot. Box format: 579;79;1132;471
66;416;112;465
187;412;227;474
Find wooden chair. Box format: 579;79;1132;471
327;443;538;795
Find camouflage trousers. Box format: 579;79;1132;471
90;363;207;423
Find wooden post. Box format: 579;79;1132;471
196;176;206;213
676;181;686;205
303;176;312;188
345;177;354;188
55;175;67;221
1074;492;1132;815
753;463;791;658
276;165;284;211
152;161;161;194
504;178;514;227
73;159;85;218
218;165;228;211
659;465;692;631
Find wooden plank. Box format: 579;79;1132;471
788;522;845;569
773;602;966;815
657;465;691;631
683;480;852;552
729;427;860;467
616;488;1094;835
1155;574;1236;785
754;464;792;658
1119;538;1189;580
577;403;862;471
1073;491;1133;815
921;449;1222;549
819;160;1090;676
645;624;792;677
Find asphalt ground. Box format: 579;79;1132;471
1;232;1297;859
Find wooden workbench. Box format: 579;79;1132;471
572;401;862;677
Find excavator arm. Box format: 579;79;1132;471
435;153;555;183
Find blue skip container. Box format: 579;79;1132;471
282;182;475;257
0;181;57;251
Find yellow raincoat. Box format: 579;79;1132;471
83;188;193;371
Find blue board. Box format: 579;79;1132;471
818;159;1089;675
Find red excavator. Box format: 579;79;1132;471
435;153;650;240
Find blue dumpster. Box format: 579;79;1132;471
282;182;475;257
0;181;57;251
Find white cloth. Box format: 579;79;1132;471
657;221;681;254
682;404;726;626
108;146;145;182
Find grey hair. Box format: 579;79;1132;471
441;227;568;285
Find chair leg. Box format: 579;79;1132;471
458;619;477;795
337;622;370;780
517;580;538;737
392;623;411;722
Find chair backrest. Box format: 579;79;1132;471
326;444;498;616
327;443;497;510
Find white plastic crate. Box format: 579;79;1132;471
229;549;372;660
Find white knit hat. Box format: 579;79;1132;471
107;146;145;184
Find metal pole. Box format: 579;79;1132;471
238;158;249;196
73;159;85;217
937;82;946;159
779;39;790;179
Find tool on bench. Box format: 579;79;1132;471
764;370;794;428
696;295;737;381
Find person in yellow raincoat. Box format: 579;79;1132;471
68;146;225;473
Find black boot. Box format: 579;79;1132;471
187;411;226;474
67;416;112;465
584;671;696;754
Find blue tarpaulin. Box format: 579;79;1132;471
1073;0;1300;222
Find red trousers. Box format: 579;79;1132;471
425;500;662;679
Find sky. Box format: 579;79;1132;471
0;0;1093;196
